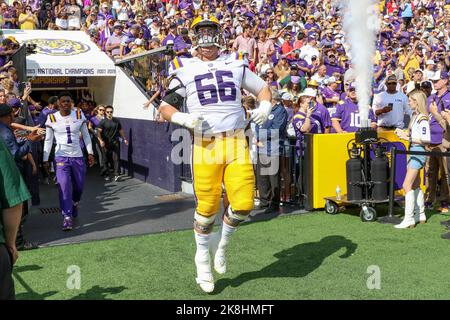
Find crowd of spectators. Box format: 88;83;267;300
0;0;450;238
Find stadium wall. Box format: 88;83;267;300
113;67;182;192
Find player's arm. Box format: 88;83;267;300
42;125;54;172
242;67;272;125
80;121;95;167
159;77;202;129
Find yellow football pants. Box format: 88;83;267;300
192;130;255;217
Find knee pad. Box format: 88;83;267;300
194;212;216;233
224;206;249;226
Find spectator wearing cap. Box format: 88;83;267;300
106;22;124;59
331;82;377;133
423;70;450;215
372;74;410;130
320;76;341;109
299;34;320;65
292;88;331;149
98;3;113;23
173;28;192;58
232;25;257;63
304;15;320;31
324;52;344;77
120;23;140;56
255;89;288;214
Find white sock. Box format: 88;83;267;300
218;221;237;251
194;231;211;253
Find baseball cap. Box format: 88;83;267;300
348;82;356;90
113;22;123;29
426;59;436;65
299;88;317;97
385;74;397;83
0;103;12;117
281;92;292;101
327;76;341;84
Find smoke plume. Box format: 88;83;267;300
341;0;379;128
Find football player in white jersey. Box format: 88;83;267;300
158;15;272;293
43;92;94;231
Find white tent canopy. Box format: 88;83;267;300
2;30;116;77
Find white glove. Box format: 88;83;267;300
251;101;272;126
171;112;203;129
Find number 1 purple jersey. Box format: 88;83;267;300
168;54;248;133
331;98;376;132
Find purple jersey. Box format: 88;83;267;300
426;92;450;145
331;98;376;132
292;103;331;139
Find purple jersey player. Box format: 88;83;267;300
43;93;94;231
331;83;377;133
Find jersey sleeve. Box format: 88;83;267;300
292;114;305;137
332;102;344;120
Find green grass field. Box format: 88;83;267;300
14;210;450;300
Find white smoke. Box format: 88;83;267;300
341;0;379;128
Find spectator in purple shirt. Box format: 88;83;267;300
331;83;377;133
162;23;178;46
173;28;192;58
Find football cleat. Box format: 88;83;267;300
62;216;73;231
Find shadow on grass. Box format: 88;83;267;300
213;235;357;294
70;285;128;300
14;265;58;300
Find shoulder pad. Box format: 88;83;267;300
225;53;249;67
168;56;187;75
417;114;428;122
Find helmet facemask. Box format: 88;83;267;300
194;25;223;49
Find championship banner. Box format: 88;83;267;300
2;30;116;77
31;76;88;89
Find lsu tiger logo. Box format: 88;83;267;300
24;39;90;56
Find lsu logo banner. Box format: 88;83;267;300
24;39;90;56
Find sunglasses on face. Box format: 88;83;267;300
98;109;105;112
106;111;113;114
